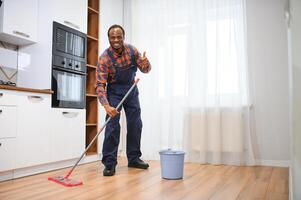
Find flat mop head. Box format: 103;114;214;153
48;176;83;187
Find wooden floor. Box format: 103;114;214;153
0;157;288;200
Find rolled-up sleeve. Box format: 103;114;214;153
96;56;109;106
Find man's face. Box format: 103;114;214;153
108;28;124;51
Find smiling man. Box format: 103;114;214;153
96;24;151;176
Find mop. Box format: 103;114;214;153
48;78;140;187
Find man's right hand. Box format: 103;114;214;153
104;104;119;117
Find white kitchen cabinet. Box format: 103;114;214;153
0;90;17;105
51;0;88;34
0;90;17;172
0;106;17;138
0;89;87;178
0;138;16;171
51;108;85;162
0;0;38;45
15;93;52;168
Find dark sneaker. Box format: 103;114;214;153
103;167;115;176
128;159;149;169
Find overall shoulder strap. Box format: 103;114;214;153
127;44;137;65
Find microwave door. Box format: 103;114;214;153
66;32;74;55
53;22;87;62
73;35;85;58
56;28;67;53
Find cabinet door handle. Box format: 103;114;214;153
0;143;2;147
0;93;3;97
13;30;30;38
63;20;80;30
28;95;44;102
0;109;2;114
62;111;79;118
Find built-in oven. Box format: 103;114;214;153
51;22;87;109
52;55;86;108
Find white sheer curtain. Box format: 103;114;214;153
123;0;255;165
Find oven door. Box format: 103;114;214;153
52;68;86;109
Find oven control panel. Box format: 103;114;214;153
52;55;86;73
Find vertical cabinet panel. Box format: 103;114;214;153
16;94;51;168
0;138;16;171
51;109;85;162
0;106;17;138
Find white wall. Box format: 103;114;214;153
246;0;290;165
99;0;124;53
290;0;301;198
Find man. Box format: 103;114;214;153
96;25;151;176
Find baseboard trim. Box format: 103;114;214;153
0;154;101;182
81;154;101;164
0;170;14;182
255;159;290;167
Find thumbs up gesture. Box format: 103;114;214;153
139;51;151;73
142;52;147;60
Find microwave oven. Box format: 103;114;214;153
52;21;87;62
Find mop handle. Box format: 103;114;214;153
65;78;140;179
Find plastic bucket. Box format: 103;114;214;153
159;149;185;179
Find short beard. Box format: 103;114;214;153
111;44;124;54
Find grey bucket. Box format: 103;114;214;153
159;149;185;179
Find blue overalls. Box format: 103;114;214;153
102;46;143;168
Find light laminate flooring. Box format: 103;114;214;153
0;157;288;200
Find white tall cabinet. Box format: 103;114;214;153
0;0;38;45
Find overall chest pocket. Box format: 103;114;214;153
114;64;137;84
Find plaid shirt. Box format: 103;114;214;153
96;43;150;105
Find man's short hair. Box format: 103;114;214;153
107;24;125;37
